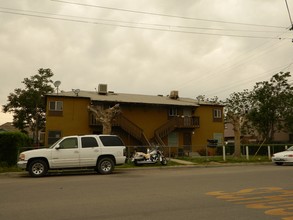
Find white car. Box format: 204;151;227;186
272;146;293;165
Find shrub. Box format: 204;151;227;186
0;132;32;166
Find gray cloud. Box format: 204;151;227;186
1;0;292;124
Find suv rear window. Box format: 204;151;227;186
99;136;124;146
81;137;99;148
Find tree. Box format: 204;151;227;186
224;90;251;157
3;68;54;145
88;104;121;134
248;72;293;142
282;93;293;134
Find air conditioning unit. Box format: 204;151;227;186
98;84;107;95
170;90;179;99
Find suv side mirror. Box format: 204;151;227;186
55;145;60;150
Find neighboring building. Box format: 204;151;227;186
224;123;257;145
0;122;37;143
0;122;20;133
45;85;224;155
224;122;293;144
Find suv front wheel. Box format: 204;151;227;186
28;159;48;177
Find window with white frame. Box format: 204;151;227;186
49;101;63;111
213;108;222;119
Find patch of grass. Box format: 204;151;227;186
176;156;271;164
118;159;180;168
0;166;22;173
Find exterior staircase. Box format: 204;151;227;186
114;115;151;146
89;112;150;146
89;112;199;147
154;116;199;146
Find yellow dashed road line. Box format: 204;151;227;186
207;187;293;220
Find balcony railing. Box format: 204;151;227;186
154;116;200;146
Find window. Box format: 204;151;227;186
168;132;178;147
59;138;78;149
100;136;124;146
213;109;222;119
81;137;98;148
48;101;63;116
48;130;61;145
213;109;222;121
49;101;63;111
169;108;178;116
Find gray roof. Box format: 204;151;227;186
47;90;199;107
0;122;20;132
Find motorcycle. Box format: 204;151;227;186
132;147;167;166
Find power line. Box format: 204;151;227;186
285;0;293;30
176;37;289;91
175;27;292;97
172;5;292;88
2;6;290;94
1;10;290;40
198;62;293;99
51;0;287;29
208;61;293;97
1;4;291;97
0;6;286;34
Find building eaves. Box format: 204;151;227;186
46;90;199;107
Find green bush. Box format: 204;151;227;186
0;132;32;166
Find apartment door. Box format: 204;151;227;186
183;132;192;152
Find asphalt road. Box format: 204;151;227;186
0;164;292;220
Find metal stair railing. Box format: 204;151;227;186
115;115;151;146
154;116;200;146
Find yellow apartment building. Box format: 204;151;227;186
45;85;224;155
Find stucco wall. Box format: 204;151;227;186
45;96;91;146
193;105;224;151
121;105;168;139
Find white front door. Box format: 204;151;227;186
51;137;80;168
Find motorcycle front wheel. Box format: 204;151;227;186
161;157;167;165
133;160;142;166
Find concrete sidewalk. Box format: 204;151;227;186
168;158;272;167
169;158;197;165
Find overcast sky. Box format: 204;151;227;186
1;0;293;124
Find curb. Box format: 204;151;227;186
117;162;273;170
0;162;273;177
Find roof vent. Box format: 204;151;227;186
98;84;107;95
170;90;179;99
